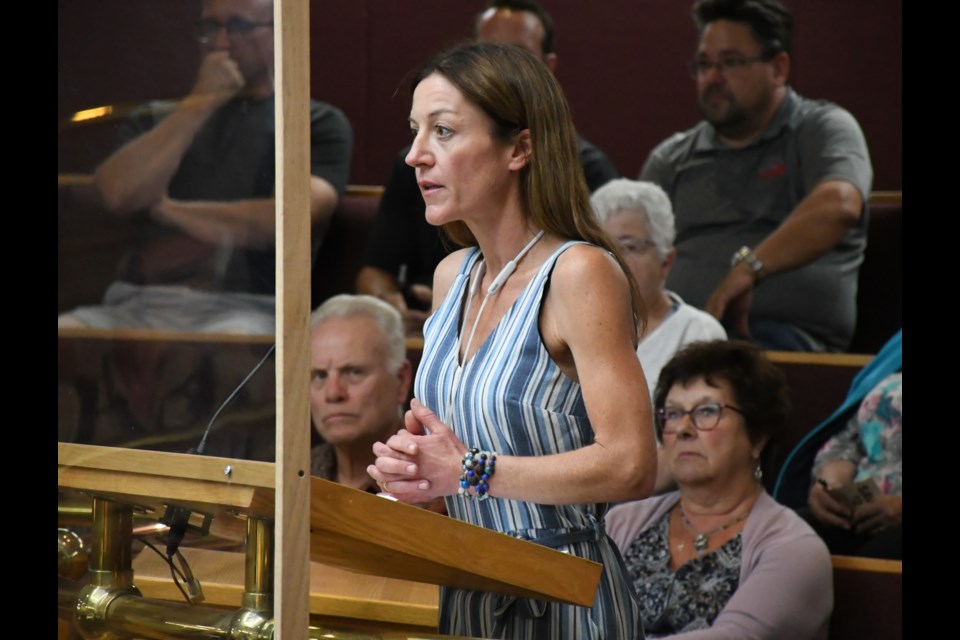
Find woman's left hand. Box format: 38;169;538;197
852;495;902;535
367;399;465;503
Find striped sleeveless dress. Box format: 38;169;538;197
416;242;643;639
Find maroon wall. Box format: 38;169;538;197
59;0;902;189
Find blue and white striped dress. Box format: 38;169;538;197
416;242;644;639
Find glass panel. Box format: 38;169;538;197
59;4;329;637
58;0;280;461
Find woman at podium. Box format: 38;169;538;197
369;41;658;639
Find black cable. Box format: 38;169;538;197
136;535;191;603
169;558;189;602
148;342;277;602
192;343;276;455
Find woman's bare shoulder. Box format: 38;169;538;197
540;242;635;366
550;243;629;300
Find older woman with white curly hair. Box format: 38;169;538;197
591;178;726;394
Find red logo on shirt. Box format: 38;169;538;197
758;161;786;180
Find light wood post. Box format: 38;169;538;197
274;0;312;636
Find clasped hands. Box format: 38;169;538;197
808;480;902;535
367;399;465;503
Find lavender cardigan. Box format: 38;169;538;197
606;491;832;640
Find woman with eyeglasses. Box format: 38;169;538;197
607;340;832;639
590;178;727;397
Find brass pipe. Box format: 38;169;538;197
90;590;237;640
243;517;273;612
62;575;473;640
75;497;141;639
90;497;134;589
64;575;240;640
59;496;169;534
61;499;470;639
108;594;471;640
58;495;98;526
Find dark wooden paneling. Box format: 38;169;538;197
59;1;902;188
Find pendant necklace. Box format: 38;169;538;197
455;230;545;365
446;230;545;424
677;502;752;555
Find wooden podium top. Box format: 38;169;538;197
59;443;602;608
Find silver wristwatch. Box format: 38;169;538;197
731;246;766;282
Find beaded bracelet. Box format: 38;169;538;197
458;448;497;500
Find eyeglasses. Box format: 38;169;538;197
658;402;743;433
688;55;769;78
619;238;659;257
196;18;273;43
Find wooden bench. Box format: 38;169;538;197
830;555;902;640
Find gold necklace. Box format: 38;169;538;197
677;503;752;555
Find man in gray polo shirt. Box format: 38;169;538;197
641;0;872;352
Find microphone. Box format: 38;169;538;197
150;344;275;603
189;343;276;456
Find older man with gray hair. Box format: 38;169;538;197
309;294;412;492
592;179;726;394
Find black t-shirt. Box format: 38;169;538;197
115;96;353;294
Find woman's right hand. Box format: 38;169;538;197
368;399;465;503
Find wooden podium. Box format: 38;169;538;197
58;443;603;636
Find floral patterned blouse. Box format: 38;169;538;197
621;510;742;636
813;372;902;495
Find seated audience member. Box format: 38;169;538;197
60;0;352;334
591;179;726;395
805;371;901;560
309;295;412;491
593;179;727;495
356;0;618;334
772;329;901;508
641;0;872;352
606;340;832;639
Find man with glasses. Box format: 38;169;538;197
64;0;353;334
641;0;872;352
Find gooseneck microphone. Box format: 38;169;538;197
189;343;276;455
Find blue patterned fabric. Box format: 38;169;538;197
416;242;643;639
772;329;902;506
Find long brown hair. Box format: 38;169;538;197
411;41;645;326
